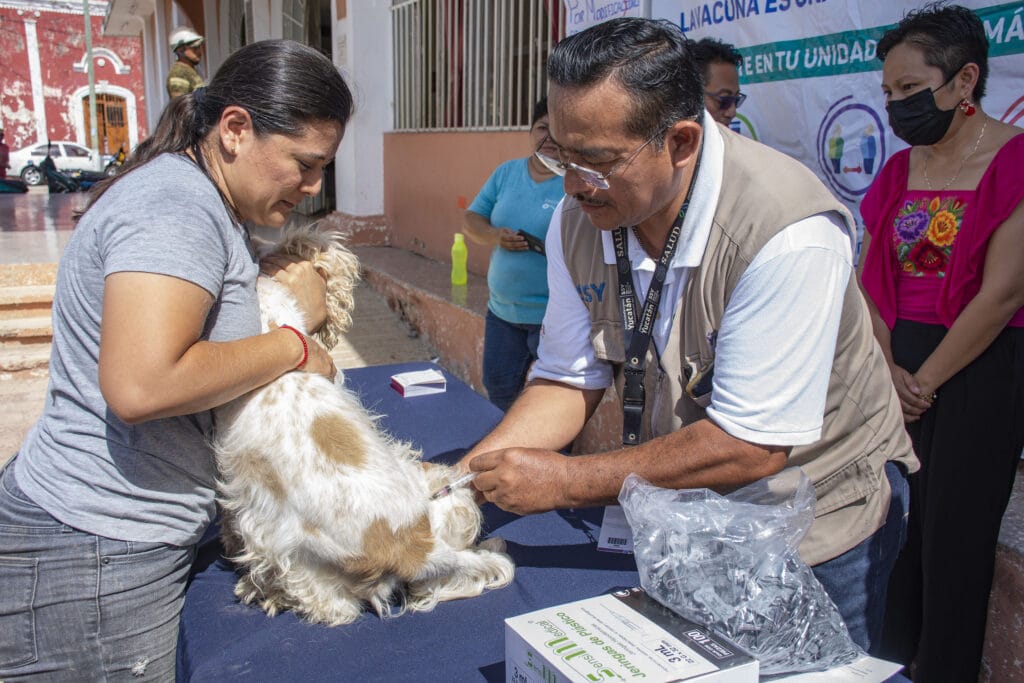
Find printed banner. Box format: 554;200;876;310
640;0;1024;244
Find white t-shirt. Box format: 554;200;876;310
530;117;853;446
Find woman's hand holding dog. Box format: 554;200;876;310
271;325;336;381
301;335;337;381
261;255;328;332
261;254;336;382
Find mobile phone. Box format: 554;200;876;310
516;230;546;255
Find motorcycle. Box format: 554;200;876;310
104;144;127;177
38;156;107;193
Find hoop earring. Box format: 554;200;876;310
959;98;977;117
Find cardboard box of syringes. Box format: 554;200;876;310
505;587;758;683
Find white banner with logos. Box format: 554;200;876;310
648;0;1024;244
563;0;1024;245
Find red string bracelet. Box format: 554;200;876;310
279;324;308;369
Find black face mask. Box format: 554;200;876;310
886;76;958;147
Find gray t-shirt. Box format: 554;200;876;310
15;153;260;546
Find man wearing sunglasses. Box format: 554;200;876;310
462;18;917;655
693;37;746;126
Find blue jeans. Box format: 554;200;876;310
0;459;195;681
812;461;910;654
482;309;541;412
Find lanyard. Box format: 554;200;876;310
614;143;703;446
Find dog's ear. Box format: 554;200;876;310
267;222;361;349
314;240;361;349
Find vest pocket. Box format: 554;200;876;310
811;457;881;516
590;319;625;363
0;556;39;669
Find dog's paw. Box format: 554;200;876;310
482;552;515;590
478;536;507;553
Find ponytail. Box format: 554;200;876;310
81;90;210;214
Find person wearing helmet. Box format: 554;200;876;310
167;26;205;98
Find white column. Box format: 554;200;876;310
334;1;390;216
203;0;223;75
142;15;162;132
153;0;170;113
250;0;273;41
269;0;283;39
23;19;47;142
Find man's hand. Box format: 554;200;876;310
468;448;572;515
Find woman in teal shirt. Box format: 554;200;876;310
462;99;564;411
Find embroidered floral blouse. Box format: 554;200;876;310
891;191;971;324
861;133;1024;329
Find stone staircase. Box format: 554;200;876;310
0;283;54;375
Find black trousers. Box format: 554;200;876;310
880;320;1024;681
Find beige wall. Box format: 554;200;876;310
383;130;539;276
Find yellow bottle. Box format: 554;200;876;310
451;233;468;286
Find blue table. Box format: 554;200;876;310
176;362;639;681
176;361;909;682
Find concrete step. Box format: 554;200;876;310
0;310;51;372
0;345;51;373
0;284;55;320
0;315;53;346
354;245;489;392
0;262;58;288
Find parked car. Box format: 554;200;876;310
8;141;102;186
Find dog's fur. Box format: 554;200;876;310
212;225;514;626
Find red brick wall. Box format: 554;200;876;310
0;5;146;150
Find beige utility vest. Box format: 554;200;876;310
561;128;917;565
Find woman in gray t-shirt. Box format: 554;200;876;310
0;40;352;680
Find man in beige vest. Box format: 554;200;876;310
462;18;918;655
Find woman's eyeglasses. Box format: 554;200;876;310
705;92;747;111
533;129;665;190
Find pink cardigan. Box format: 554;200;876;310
860;133;1024;329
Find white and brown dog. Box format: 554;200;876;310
212;225;514;626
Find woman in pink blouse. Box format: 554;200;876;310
859;4;1024;680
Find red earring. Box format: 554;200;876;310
959;98;976;116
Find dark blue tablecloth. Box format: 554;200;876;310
176;361;909;682
176;362;639;682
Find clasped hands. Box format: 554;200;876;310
890;364;938;423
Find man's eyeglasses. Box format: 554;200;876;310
534;129;665;190
705;91;747;111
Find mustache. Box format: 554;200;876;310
573;193;604;206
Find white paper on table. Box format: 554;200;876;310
773;656;904;682
597;505;634;553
